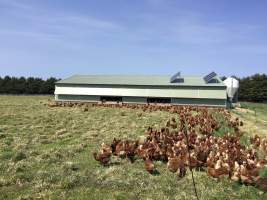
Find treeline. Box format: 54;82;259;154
0;76;60;94
221;74;267;102
238;74;267;102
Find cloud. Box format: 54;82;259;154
0;2;122;50
0;29;59;40
40;14;122;40
0;0;32;9
126;10;267;49
1;0;267;57
173;19;265;45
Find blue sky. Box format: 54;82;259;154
0;0;266;78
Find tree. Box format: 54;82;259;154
238;74;267;102
1;76;12;93
40;77;58;94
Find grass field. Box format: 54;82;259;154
0;96;266;200
233;102;267;137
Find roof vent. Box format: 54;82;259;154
170;72;184;83
203;72;218;83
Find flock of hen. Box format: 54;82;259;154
48;101;267;191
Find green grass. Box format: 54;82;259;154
232;102;267;137
240;102;267;123
0;96;266;199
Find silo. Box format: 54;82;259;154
223;77;239;104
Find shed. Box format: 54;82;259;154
55;72;227;107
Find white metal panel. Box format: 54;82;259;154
55;86;226;99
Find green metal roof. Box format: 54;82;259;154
56;75;226;87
